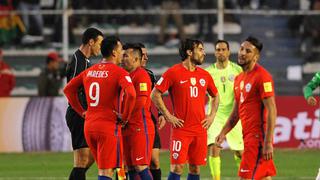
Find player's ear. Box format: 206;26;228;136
88;38;95;46
186;49;192;56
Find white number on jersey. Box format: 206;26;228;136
172;140;182;152
89;82;100;107
189;86;198;98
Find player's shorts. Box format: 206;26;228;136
65;106;88;150
207;116;244;151
151;113;161;149
123;132;154;166
84;130;123;169
170;133;207;165
239;137;277;179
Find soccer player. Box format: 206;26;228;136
65;27;103;180
304;72;320;106
121;43;154;180
137;42;165;180
64;36;136;180
303;72;320;180
151;39;219;180
206;40;244;180
216;36;277;180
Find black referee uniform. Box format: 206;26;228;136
145;68;162;149
65;49;92;150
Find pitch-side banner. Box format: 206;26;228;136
0;96;319;152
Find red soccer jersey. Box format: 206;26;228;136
66;62;133;134
123;67;154;135
155;63;218;135
234;64;275;140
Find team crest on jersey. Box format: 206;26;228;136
228;74;235;81
199;78;206;86
220;76;226;83
190;77;196;86
240;81;244;90
172;152;179;159
245;83;252;92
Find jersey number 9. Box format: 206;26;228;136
89;82;100;107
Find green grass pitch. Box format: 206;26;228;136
0;149;319;179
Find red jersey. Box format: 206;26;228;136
234;64;275;140
65;62;133;134
155;63;218;135
123;67;154;135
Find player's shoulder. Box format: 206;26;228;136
197;66;212;77
255;64;272;77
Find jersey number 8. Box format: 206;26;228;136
89;82;100;107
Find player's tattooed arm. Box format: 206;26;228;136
151;88;184;128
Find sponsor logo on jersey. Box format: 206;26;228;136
190;77;196;86
240;169;250;173
139;83;147;91
136;157;144;161
221;76;226;83
180;80;188;84
263;82;273;93
199;78;206;86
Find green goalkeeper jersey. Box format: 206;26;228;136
206;61;242;120
304;72;320;99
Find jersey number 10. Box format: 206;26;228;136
89;82;100;107
190;86;198;98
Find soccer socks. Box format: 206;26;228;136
167;172;180;180
138;168;153;180
209;156;221;180
187;173;199;180
234;154;242;170
98;175;112;180
68;167;88;180
150;168;161;180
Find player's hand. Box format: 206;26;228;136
113;110;128;126
263;142;274;160
158;115;166;130
201;115;214;129
307;96;317;106
165;114;184;128
215;133;225;148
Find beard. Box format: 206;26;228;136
191;56;204;65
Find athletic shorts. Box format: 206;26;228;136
151;113;161;149
65;107;88;150
207;116;244;151
123;132;154;166
170;133;207;165
84;130;123;169
239;137;276;179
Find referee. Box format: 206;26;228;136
65;27;103;180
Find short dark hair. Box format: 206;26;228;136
134;43;145;49
179;39;203;60
215;40;229;50
123;43;142;60
81;27;103;45
245;36;263;52
101;36;121;58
